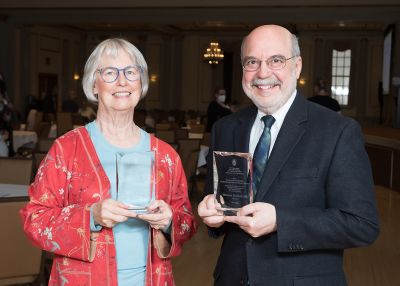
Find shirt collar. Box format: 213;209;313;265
255;90;297;130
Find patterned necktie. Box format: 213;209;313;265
252;115;275;195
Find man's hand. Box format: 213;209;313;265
197;194;224;228
224;202;277;237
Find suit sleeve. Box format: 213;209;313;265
276;120;379;252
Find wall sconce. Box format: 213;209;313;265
299;78;306;86
150;74;158;83
73;72;80;81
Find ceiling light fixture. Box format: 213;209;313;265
203;40;224;65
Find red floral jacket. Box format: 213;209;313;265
21;127;197;286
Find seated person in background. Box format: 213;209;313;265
42;91;56;122
308;79;341;113
228;100;240;113
62;90;80;113
0;129;9;157
25;109;38;131
0;79;15;156
205;87;232;132
145;110;155;129
78;100;97;123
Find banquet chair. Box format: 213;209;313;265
155;123;171;131
37;138;54;153
189;124;205;134
177;139;207;199
134;109;147;128
26;110;43;135
0;157;34;185
155;130;175;144
185;118;198;128
170;122;180;130
26;109;37;131
154;110;169;123
183;149;200;192
56;112;73;136
38;122;52;139
0;199;44;285
175;129;188;140
33;152;47;174
177;139;201;174
71;114;85;126
188;124;205;140
201;132;211;146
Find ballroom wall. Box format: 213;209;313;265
0;21;399;125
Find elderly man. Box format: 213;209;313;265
198;24;379;286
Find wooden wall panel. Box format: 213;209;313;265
365;144;392;188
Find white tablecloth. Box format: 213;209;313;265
0;183;29;198
12;130;38;151
197;145;209;167
48;124;57;138
188;132;203;139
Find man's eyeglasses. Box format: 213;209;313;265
242;55;297;72
96;66;142;83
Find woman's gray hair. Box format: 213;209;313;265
240;32;301;62
82;38;149;103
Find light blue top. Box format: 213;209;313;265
86;121;151;286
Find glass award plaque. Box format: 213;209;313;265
116;150;156;214
213;151;253;215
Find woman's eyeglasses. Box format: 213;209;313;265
96;65;142;83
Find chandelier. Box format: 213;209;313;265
203;41;224;65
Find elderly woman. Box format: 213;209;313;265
21;38;197;286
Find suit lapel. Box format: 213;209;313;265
234;106;257;152
255;94;308;201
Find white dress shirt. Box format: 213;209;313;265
249;91;297;157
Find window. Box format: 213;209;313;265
331;49;351;105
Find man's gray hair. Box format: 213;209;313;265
291;34;301;57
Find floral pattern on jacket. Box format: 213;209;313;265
20;126;197;286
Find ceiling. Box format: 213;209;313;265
1;0;399;8
1;2;399;35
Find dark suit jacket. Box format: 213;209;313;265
205;94;379;286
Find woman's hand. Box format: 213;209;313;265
136;200;173;232
92;199;137;228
